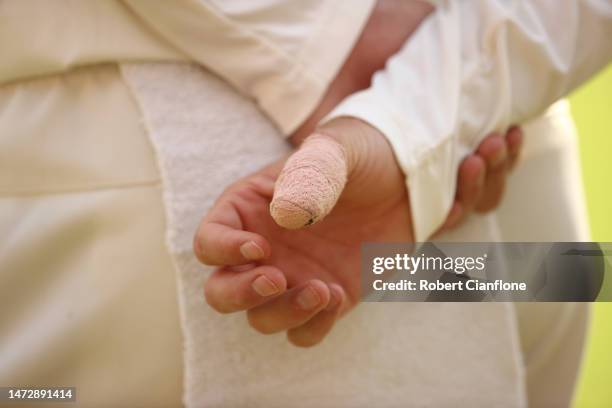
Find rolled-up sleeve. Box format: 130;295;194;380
325;0;612;241
122;0;376;135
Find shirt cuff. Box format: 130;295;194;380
323;90;459;242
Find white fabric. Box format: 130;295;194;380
122;0;375;134
0;59;590;408
121;62;527;408
326;0;612;241
0;65;184;407
0;1;185;83
1;0;375;136
3;1;610;245
0;1;599;406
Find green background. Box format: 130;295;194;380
570;66;612;408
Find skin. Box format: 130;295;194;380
194;119;522;347
194;0;525;347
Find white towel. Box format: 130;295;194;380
121;62;526;408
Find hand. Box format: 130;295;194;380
194;118;523;347
439;126;523;231
194;0;523;347
289;0;523;228
194;118;409;347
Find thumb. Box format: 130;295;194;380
270;133;350;229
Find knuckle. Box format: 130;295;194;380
229;291;251;311
203;283;233;314
247;311;278;335
193;230;213;264
287;332;320;348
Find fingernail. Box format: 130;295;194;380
240;241;264;261
296;286;321;311
251;275;280;297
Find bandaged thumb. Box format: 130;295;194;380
270;135;348;229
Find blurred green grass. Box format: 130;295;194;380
570;65;612;408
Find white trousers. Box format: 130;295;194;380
0;63;590;407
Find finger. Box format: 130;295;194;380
204;265;287;314
435;154;486;235
195;174;276;266
475;168;507;213
455;154;486;213
195;221;271;266
505;126;524;171
270;135;348;229
194;189;272;265
287;284;345;348
247;280;331;334
436;202;464;234
477;133;508;172
475;133;508;213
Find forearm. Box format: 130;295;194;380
325;0;612;240
289;0;434;145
